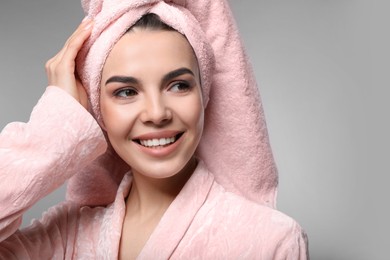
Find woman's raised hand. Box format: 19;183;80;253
45;18;93;109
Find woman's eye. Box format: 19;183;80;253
114;88;138;98
169;82;191;93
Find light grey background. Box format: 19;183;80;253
0;1;389;259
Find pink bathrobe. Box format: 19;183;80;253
0;87;308;259
1;0;309;258
0;87;308;260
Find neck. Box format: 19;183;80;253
125;157;197;218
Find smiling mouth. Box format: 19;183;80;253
134;133;184;148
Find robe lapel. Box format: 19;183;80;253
97;173;132;259
138;161;214;259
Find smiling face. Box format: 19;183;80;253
100;29;204;180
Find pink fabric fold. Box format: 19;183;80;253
68;0;278;208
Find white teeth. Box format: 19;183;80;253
140;136;177;147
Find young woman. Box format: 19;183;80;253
0;1;308;259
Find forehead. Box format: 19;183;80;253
103;30;199;76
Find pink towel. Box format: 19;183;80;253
68;0;278;208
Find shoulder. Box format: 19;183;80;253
187;182;309;259
210;183;305;234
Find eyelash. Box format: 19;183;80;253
111;81;192;98
113;88;138;98
169;81;192;93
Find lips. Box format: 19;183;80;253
132;131;185;158
132;131;184;148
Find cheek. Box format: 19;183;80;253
100;99;135;138
177;94;204;135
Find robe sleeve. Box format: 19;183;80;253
0;86;106;254
0;203;80;259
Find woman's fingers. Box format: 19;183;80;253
45;18;93;108
61;18;93;62
52;18;92;65
46;18;93;76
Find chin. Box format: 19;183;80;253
130;156;197;180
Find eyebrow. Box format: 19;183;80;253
162;67;195;83
105;76;138;86
105;67;195;86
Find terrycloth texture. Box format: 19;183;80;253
70;0;278;208
1;167;308;259
0;167;308;260
0;90;308;258
0;87;106;244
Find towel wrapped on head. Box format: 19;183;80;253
67;0;279;208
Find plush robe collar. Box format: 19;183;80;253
98;160;214;258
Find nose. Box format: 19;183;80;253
140;94;172;126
